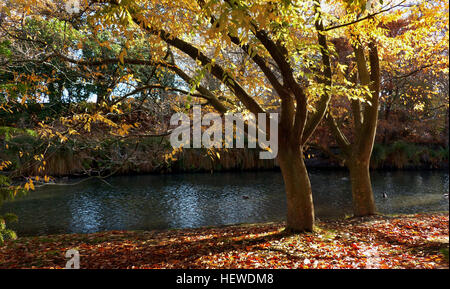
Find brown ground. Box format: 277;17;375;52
0;213;448;269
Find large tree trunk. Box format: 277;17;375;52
348;158;376;216
277;145;314;232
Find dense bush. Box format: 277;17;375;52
0;175;21;244
371;141;449;169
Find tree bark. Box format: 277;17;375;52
277;144;314;232
348;158;376;216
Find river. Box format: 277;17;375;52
1;170;448;236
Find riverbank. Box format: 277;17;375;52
0;213;448;269
1;125;448;178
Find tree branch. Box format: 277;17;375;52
301;3;332;145
323;1;407;31
146;27;265;115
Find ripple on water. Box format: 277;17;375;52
1;170;448;236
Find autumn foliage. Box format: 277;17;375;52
0;213;447;269
0;0;448;269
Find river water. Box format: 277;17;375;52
1;170;448;236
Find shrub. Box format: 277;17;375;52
0;213;18;244
370;142;448;169
0;175;21;244
441;248;449;263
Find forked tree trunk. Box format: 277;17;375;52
348;158;376;216
277;145;314;232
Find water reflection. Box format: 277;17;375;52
69;193;104;233
1;170;448;236
165;184;204;228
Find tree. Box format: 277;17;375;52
1;0;336;231
101;0;339;231
321;0;448;215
